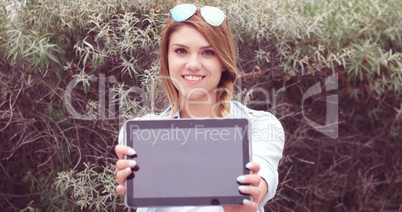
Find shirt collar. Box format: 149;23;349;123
160;101;247;119
172;109;180;119
160;106;180;119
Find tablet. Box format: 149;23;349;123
124;118;251;207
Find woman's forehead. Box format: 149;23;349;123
169;25;211;47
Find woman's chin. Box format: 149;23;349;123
180;92;215;103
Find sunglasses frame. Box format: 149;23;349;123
170;4;226;27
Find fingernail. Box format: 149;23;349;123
243;199;250;205
116;185;122;192
237;176;246;182
128;149;136;155
128;160;136;167
239;186;247;192
124;167;131;173
246;163;253;169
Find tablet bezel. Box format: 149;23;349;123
124;118;251;207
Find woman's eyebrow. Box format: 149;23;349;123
171;43;212;49
200;46;212;49
171;43;188;48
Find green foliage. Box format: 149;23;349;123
226;0;402;95
54;163;128;211
1;0;400;111
4;30;61;72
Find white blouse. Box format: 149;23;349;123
119;101;285;212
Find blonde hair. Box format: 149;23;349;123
159;4;238;117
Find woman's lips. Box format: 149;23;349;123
182;75;205;84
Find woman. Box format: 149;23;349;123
115;3;284;212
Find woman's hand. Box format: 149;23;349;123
223;162;267;212
115;144;137;195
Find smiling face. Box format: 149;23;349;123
167;24;225;102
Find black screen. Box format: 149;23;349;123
125;119;250;207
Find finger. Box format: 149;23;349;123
242;199;258;210
246;162;261;174
116;159;137;172
116;167;132;185
116;185;125;195
239;185;261;202
115;144;136;159
237;174;261;187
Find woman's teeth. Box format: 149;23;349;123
184;76;203;81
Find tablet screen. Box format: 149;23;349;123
124;119;250;207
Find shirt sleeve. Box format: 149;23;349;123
250;111;285;206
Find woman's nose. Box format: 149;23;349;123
185;55;201;70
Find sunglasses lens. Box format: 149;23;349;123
201;6;225;26
171;4;197;22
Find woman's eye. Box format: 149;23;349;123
203;50;215;56
175;48;187;54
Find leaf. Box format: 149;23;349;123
46;52;61;65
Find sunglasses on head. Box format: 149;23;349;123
171;4;226;27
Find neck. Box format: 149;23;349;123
178;95;217;118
